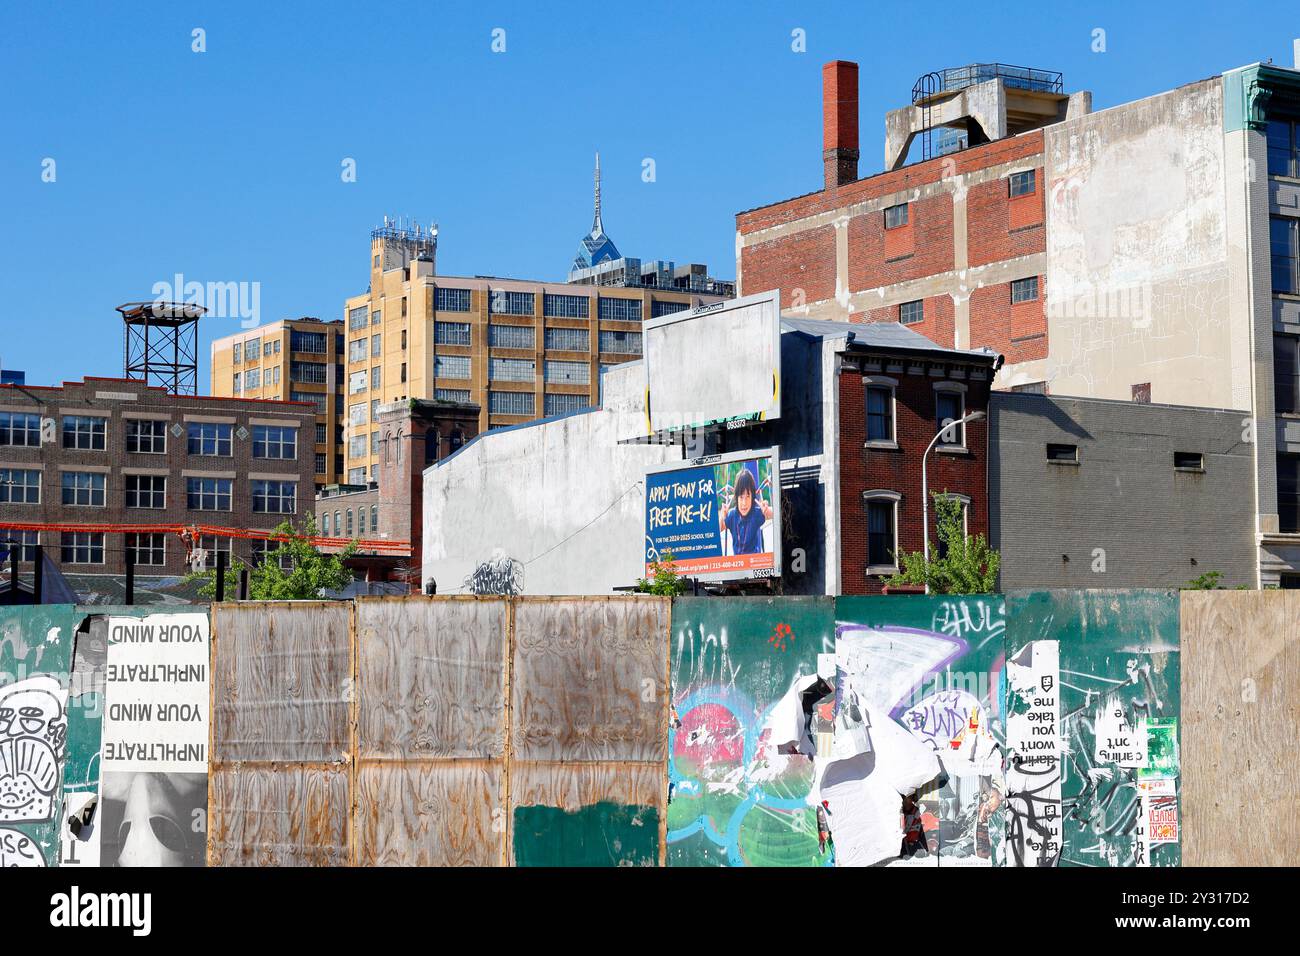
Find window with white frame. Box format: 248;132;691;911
130;533;166;566
125;474;166;509
489;290;534;315
372;366;382;390
349;370;368;394
489;324;535;349
62;471;105;507
934;385;967;447
0;468;40;504
435;355;471;379
544;294;589;319
863;491;900;571
199;535;231;569
3;530;40;561
253;425;297;460
865;378;896;444
348;306;369;331
490;358;535;382
371;334;382;358
489;391;534;416
544;361;589;385
252;480;296;514
435;288;472;312
598;298;641;322
63;416;107;450
61;532;104;565
545;393;586;416
187;422;232;456
186;477;232;511
545;327;590;352
435;322;471;345
436;389;470;403
125;419;167;454
348;339;368;363
245;368;261;390
0;412;41;447
598;330;641;354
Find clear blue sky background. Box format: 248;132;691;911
2;1;1297;388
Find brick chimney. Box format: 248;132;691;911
823;60;859;189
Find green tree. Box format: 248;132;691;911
887;491;1000;594
1180;570;1223;590
187;516;358;601
636;549;690;596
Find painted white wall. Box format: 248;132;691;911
422;361;678;595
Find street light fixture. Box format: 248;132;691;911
921;410;986;595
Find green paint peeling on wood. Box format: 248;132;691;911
513;802;659;867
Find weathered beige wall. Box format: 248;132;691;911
1044;78;1236;408
1180;590;1300;865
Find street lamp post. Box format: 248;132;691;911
921;410;986;595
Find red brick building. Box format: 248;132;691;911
737;60;1041;592
737;60;1061;381
836;333;999;592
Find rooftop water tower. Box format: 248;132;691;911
116;301;206;395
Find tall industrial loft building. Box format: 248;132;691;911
736;52;1300;587
210;318;346;487
334;158;733;483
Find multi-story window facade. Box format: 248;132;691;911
0;377;315;577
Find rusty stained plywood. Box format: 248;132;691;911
1180;590;1300;866
354;760;504;866
510;597;670;764
208;764;349;867
352;597;510;866
211;602;352;763
355;596;508;759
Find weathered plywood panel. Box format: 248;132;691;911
511;597;669;763
1181;590;1300;866
356;597;507;759
212;603;351;763
354;760;503;866
209;764;349;867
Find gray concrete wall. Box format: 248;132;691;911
990;392;1256;588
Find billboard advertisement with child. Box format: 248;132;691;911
644;448;781;582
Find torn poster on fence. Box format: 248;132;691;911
1005;640;1061;867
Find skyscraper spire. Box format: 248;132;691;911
593;151;603;233
570;150;620;276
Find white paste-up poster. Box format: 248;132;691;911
1005;640;1061;867
99;613;209;867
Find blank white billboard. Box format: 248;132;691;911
643;290;781;435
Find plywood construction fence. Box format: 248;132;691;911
209;602;352;866
1180;590;1300;866
208;595;671;866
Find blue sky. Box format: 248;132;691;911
2;1;1297;387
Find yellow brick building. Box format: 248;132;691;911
336;223;731;483
209;317;346;487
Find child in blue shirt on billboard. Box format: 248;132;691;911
719;467;772;555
